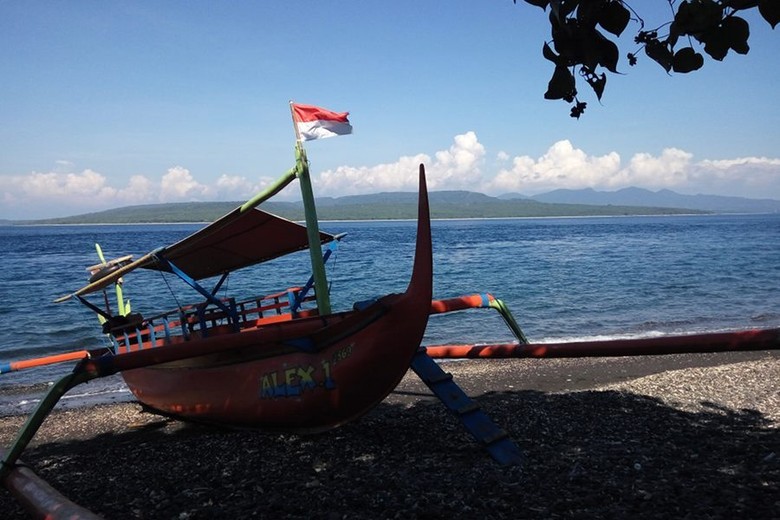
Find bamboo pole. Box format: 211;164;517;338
294;144;332;314
239;167;297;213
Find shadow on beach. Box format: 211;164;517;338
0;381;777;519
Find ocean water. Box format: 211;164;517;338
1;213;779;413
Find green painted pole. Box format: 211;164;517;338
1;367;96;478
489;298;529;344
294;144;332;315
240;167;297;213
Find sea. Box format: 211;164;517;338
1;213;779;415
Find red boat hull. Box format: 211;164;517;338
121;167;433;431
121;293;426;430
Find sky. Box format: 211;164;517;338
1;1;778;219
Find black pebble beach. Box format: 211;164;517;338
1;351;778;519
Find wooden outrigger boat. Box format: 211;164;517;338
1;146;432;443
56;162;432;431
0;123;459;516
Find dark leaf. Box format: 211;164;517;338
672;47;705;73
581;66;607;100
759;0;780;29
726;0;759;9
722;16;750;54
592;74;606;100
543;42;561;64
644;40;674;72
523;0;550;9
701;27;730;60
577;0;601;29
627;52;637;66
575;26;601;70
570;101;587;119
635;30;658;44
667;21;681;48
551;18;580;66
674;0;724;36
595;31;620;72
599;1;631;36
544;65;577;101
549;8;563;31
555;0;580;19
548;0;580;27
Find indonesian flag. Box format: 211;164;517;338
291;103;353;141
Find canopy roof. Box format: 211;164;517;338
57;206;336;301
150;206;335;279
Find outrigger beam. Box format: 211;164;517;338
430;293;529;344
1;451;102;520
0;364;99;479
424;327;780;358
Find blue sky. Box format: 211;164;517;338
1;1;778;219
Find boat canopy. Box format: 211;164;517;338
57;206;336;301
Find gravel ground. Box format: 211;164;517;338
0;351;778;519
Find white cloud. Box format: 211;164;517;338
159;166;210;201
18;169;116;198
115;175;156;205
487;141;780;198
2;136;779;219
215;174;252;194
315;131;485;195
687;156;780;198
317;153;430;195
488;140;621;193
432;131;485;188
0;169;119;218
622;148;693;188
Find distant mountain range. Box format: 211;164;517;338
4;187;777;225
500;187;780;214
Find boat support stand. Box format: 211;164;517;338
410;348;523;466
420;292;528;465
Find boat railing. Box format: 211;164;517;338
109;287;320;354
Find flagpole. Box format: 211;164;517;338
289;101;303;142
289;101;332;315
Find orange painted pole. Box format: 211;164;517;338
430;294;493;314
429;293;528;344
424;328;780;358
0;350;92;375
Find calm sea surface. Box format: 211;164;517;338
1;213;779;413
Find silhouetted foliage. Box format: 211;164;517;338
516;0;779;117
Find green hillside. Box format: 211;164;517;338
13;191;706;225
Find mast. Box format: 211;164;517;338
290;102;332;315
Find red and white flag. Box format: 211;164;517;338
291;103;353;141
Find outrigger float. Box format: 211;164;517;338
2;110;779;517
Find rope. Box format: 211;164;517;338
158;271;183;312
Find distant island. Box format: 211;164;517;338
6;187;779;225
